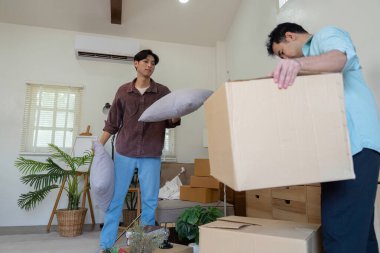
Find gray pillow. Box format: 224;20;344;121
138;88;213;122
90;141;114;212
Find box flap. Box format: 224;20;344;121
206;220;254;229
201;216;320;240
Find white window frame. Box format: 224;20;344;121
162;128;176;162
20;83;83;155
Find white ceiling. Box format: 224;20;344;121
0;0;241;47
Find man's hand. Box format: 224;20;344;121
271;59;302;89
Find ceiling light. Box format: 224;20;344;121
179;0;189;3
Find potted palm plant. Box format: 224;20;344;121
15;143;93;237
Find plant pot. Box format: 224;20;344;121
56;207;87;237
123;209;138;227
188;243;199;253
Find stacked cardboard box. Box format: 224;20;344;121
179;159;220;203
201;74;353;251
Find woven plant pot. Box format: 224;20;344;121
123;209;137;227
56;207;87;237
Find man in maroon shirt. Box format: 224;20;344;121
98;49;180;251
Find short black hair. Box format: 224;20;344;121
134;49;159;65
266;22;308;56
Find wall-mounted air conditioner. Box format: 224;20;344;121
75;35;140;62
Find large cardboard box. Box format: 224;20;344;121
180;185;219;203
204;73;355;191
199;216;322;253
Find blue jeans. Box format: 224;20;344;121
322;148;380;253
100;153;161;249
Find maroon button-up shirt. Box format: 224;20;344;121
103;78;180;157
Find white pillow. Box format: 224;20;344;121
138;88;213;122
90;141;114;212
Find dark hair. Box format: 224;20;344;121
266;22;308;56
134;49;159;65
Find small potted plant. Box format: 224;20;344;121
128;223;166;253
175;205;223;252
123;168;139;226
15;143;93;236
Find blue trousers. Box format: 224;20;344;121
322;148;380;253
100;153;161;249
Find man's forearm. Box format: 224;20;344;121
297;50;347;73
99;131;111;145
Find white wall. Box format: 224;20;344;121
224;0;380;105
0;22;214;226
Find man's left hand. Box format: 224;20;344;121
271;59;302;89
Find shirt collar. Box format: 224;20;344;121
126;78;158;93
302;34;313;57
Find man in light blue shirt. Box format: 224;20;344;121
266;23;380;253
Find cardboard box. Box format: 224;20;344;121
199;216;322;253
194;159;210;176
204;73;355;191
123;243;192;253
180;185;219;203
190;175;220;189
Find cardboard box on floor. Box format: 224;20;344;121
190;175;220;189
123;243;192;253
180;185;219;203
204;73;355;191
199;216;322;253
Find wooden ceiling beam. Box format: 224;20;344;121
110;0;122;25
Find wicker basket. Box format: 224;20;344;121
56;208;87;237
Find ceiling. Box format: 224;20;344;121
0;0;241;47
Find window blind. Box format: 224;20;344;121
21;83;83;154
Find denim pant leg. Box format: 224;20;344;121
100;153;136;249
321;148;380;253
137;157;161;226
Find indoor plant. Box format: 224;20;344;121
15;143;93;236
175;205;223;246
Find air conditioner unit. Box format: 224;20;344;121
75;35;140;62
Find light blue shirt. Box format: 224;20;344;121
302;26;380;155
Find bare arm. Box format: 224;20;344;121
99;131;111;145
273;50;347;89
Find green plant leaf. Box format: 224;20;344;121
15;143;94;212
176;205;223;245
15;157;51;175
18;185;59;211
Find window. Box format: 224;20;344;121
279;0;289;8
21;83;83;154
162;128;176;162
